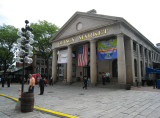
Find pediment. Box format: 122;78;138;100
51;12;122;42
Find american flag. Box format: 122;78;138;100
77;44;88;66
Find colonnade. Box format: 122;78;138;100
52;34;129;85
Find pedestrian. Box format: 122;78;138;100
39;77;45;95
106;72;110;83
27;77;30;84
28;74;35;93
2;77;5;87
102;72;106;85
87;77;90;86
44;77;47;87
50;76;53;86
7;78;10;87
83;76;88;90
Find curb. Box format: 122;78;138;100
0;93;80;118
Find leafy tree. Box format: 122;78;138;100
30;20;59;79
0;24;18;78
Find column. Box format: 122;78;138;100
147;50;149;67
142;47;146;77
117;34;126;84
63;64;67;83
67;45;72;84
137;44;141;85
125;38;134;85
90;40;97;85
52;49;57;82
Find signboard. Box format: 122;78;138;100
57;49;68;64
97;39;117;60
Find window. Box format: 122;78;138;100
41;68;44;74
145;49;147;57
36;60;40;65
140;45;143;55
41;60;44;65
133;42;137;51
72;51;76;58
45;68;47;74
149;51;151;60
36;67;39;73
37;55;41;58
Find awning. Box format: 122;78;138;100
146;67;160;74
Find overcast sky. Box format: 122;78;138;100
0;0;160;46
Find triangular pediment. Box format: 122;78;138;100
50;12;123;41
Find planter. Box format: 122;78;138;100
21;92;34;112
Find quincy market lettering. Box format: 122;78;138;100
58;28;108;46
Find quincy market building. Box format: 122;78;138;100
50;11;160;87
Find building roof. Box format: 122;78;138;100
50;11;160;52
0;65;31;75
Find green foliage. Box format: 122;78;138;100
30;20;59;58
0;25;18;48
0;24;18;75
30;20;59;77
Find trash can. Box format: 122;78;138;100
157;79;160;89
125;84;131;90
21;92;34;112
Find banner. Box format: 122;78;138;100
77;44;88;66
97;39;117;60
57;49;68;64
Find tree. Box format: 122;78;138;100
30;20;59;79
0;24;18;78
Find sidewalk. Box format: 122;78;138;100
0;83;160;118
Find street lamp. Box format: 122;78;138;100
15;20;36;93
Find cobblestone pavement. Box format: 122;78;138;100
0;83;160;118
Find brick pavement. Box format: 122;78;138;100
0;83;160;118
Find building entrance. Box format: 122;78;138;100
83;66;90;79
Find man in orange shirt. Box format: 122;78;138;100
28;74;35;93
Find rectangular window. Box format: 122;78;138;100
36;60;40;65
140;45;143;55
41;60;44;65
133;42;137;51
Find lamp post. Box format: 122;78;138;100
15;20;36;93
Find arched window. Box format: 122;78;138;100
134;59;137;77
112;59;118;77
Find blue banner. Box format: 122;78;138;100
97;39;117;60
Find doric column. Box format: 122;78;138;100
142;47;146;76
67;45;72;83
117;34;126;84
125;38;134;85
137;44;141;84
147;50;149;67
52;49;57;82
63;64;67;83
90;40;97;85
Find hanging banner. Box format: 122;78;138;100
97;39;117;60
57;49;68;64
77;44;88;66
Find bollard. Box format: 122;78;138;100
15;88;21;111
19;88;21;101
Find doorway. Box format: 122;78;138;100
83;66;90;78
